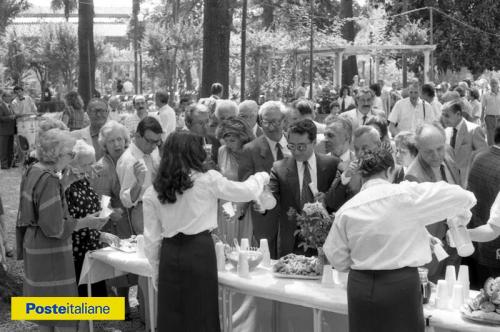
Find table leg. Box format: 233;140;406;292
222;288;228;332
228;290;233;332
313;308;323;332
147;277;155;332
87;255;93;332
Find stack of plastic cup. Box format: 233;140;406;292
259;239;271;267
436;280;449;309
457;265;470;302
445;265;456;298
321;265;334;286
451;284;464;309
237;251;249;277
240;238;250;251
434;243;449;261
215;242;226;272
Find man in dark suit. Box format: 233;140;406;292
238;101;290;258
466;125;500;288
405;122;461;282
267;119;339;257
0;90;16;169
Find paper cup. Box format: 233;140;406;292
457;265;470;300
259;239;271;267
451;284;464;309
240;238;250;251
237;251;249;277
434;243;449;261
436;280;449;309
445;265;456;297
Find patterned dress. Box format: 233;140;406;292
65;177;107;296
17;164;78;328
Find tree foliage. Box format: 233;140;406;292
51;0;77;21
386;0;500;76
0;0;30;36
3;31;30;86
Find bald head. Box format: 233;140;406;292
415;123;446;168
238;100;259;128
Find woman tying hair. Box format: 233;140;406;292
324;147;476;332
143;131;270;332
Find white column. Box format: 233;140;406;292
423;50;431;83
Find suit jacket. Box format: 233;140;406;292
0;102;16;136
446;119;488;186
269;153;339;257
405;154;461;282
238;135;280;256
467;146;500;267
342;108;385;133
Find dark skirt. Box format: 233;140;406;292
347;267;424;332
157;231;220;332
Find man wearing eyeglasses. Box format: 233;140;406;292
71;98;109;160
238;101;290;258
116;116;162;325
267;119;339;257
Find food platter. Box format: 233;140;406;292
272;272;321;280
461;306;500;326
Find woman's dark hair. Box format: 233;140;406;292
470;88;480;100
369;83;381;97
153;132;207;204
65;91;82;109
366;115;389;141
358;148;395;179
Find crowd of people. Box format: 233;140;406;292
0;77;500;331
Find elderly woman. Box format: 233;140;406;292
215;117;254;242
62;140;119;298
61;91;90;131
24;117;69;168
91;120;136;316
17;129;101;332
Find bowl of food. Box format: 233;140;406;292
226;247;263;271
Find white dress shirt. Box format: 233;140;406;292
11;95;37;116
264;135;290;161
143;170;270;280
116;142;160;208
388;98;434;132
156;104;176;141
296;153;317;194
324;179;476;272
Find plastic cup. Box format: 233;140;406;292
237;251;249;277
451;284;464;309
240;238;250;251
445;265;456;297
321;265;334;285
259;239;271;267
434;243;449;261
436;280;449;309
457;265;470;301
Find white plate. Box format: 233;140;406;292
461;307;500;326
272;272;321;280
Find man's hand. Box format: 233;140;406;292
133;160;147;185
314;192;325;204
343;160;359;178
109;208;124;222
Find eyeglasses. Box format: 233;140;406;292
89;108;108;115
261;119;282;127
287;143;310;151
142;136;162;146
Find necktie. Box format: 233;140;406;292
362;115;367;125
341;98;345;113
301;161;314;207
276;143;284;161
439;164;448;182
450;128;458;149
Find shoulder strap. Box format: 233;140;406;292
422;101;426;120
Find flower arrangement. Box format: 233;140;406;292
287;201;335;252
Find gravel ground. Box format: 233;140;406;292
0;167;145;332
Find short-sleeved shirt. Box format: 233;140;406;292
481;92;500;116
388;98;434;132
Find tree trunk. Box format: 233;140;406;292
201;0;232;98
340;0;357;86
78;0;95;106
261;0;274;30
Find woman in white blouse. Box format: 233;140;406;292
324;148;476;332
143;131;269;332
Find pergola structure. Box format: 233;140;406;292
277;44;437;88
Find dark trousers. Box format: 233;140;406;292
347;267;424;332
157;231;220;332
0;135;13;168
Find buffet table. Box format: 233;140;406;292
80;247;499;332
79;247;156;332
219;265;500;332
